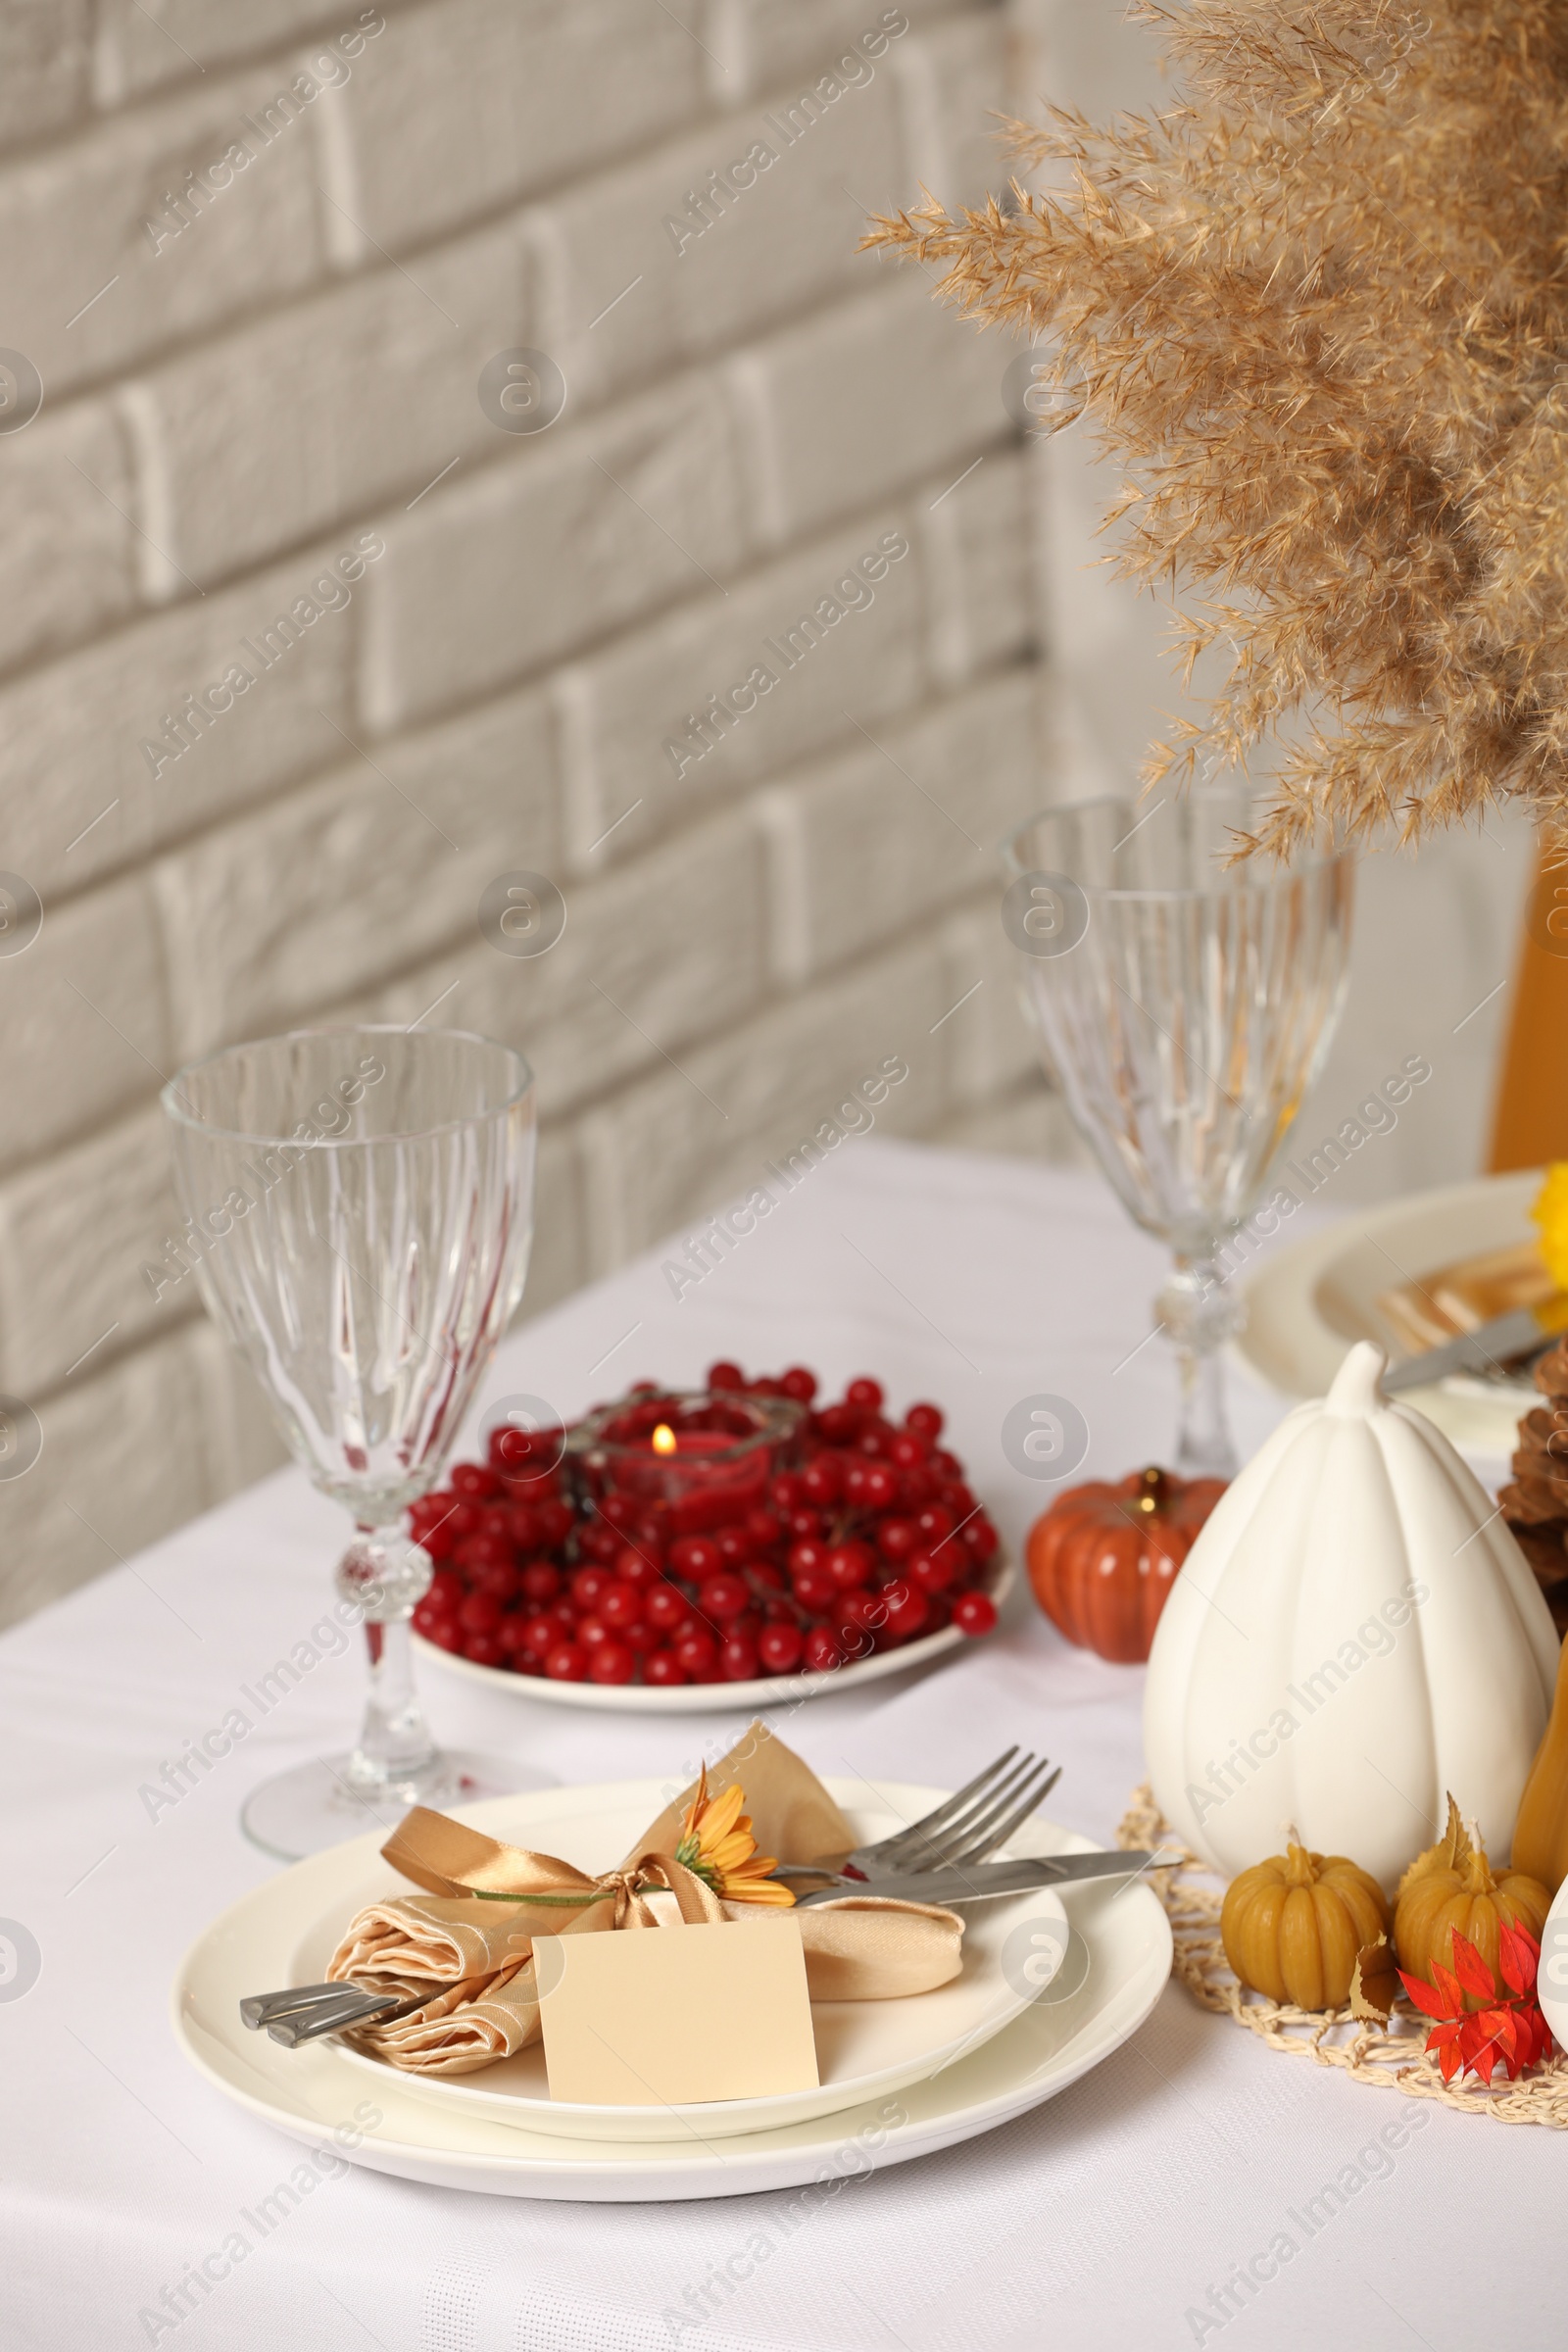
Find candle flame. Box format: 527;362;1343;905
652;1423;676;1456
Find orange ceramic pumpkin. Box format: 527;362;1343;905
1026;1466;1227;1663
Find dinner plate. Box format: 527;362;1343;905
172;1778;1172;2202
287;1777;1066;2141
416;1560;1014;1713
1238;1170;1541;1454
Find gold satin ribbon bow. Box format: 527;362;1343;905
381;1804;728;1930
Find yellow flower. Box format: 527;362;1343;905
1533;1164;1568;1293
674;1769;795;1905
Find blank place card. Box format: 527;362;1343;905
534;1918;819;2107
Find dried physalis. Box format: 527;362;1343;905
1348;1934;1400;2026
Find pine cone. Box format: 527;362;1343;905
1502;1341;1568;1629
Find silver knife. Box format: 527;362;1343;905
792;1848;1176;1907
1382;1305;1559;1395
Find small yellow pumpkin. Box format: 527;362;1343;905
1221;1842;1390;2011
1394;1795;1551;2012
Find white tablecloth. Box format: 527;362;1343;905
6;1138;1559;2352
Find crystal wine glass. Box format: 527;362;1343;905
1002;792;1353;1477
161;1024;540;1859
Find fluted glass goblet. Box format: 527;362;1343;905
1003;793;1353;1477
161;1025;539;1858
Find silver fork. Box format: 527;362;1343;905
242;1973;436;2046
770;1747;1061;1886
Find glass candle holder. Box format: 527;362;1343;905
565;1389;805;1539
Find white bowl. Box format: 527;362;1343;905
417;1558;1014;1713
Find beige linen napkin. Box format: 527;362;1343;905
326;1723;964;2076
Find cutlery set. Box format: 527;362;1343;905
241;1744;1172;2043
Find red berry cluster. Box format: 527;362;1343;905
410;1363;1001;1690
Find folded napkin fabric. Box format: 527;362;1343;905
325;1724;965;2076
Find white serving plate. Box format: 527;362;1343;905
172;1778;1172;2203
286;1777;1066;2142
1238;1171;1541;1454
417;1559;1014;1713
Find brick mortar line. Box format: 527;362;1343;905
0;269;1016;705
5;0;997;420
0;826;1028;1275
13;434;1027;924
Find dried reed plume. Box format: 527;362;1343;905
865;1;1568;859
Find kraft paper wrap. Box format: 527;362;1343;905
326;1724;965;2075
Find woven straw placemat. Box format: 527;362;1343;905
1115;1782;1568;2127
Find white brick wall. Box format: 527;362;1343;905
0;0;1060;1627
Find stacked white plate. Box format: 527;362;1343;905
173;1777;1172;2201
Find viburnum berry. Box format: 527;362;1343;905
698;1571;750;1622
580;1520;623;1564
962;1517;1000;1560
880;1580;929;1641
426;1567;465;1612
953;1592;998;1638
644;1648;688;1687
571;1565;612;1612
613;1544;658;1587
540;1495;575;1552
888;1431;928;1470
715;1526;752;1566
907;1547;957;1594
515;1559;559;1604
546;1642;589;1681
858;1462;899;1511
845;1377;884;1411
784;1506;821;1542
458;1592;502;1637
463;1632;505;1668
780;1366;818;1402
588;1640;636;1686
787;1537;827;1578
931;1448;962;1480
769;1471;806;1511
674;1626;718;1677
597;1581;643;1634
745;1507;782;1550
759;1622;805;1673
837;1589;885;1637
719;1633;760;1681
495;1613;532;1656
826;1541;874;1591
815;1404;858;1444
875;1517;918;1562
804;1626;843;1673
668;1534;722;1581
577;1614;612;1649
708;1359;746;1391
906;1402;944;1442
451;1462;500;1501
473;1560;521;1607
802;1454;843;1506
521;1615;560;1661
643;1581;691;1634
791;1565;836;1613
914;1502;955;1544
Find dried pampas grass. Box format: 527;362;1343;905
865;1;1568;859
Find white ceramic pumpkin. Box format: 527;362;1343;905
1144;1341;1558;1890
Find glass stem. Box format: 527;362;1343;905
1158;1255;1244;1481
335;1523;438;1794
